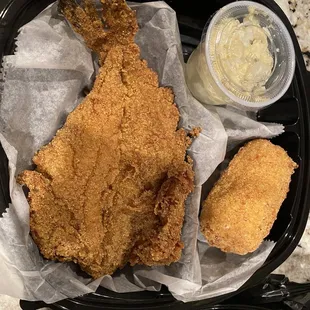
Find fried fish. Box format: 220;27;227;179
18;0;194;278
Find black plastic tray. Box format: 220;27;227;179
0;0;310;309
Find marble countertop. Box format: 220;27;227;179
273;0;310;283
275;0;310;70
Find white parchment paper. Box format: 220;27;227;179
0;1;284;303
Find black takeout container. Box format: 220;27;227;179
0;0;310;309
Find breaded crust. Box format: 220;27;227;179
17;0;194;278
200;139;298;255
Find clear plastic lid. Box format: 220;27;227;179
205;1;296;109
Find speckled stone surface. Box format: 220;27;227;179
0;295;20;309
274;221;310;282
273;0;310;283
275;0;310;70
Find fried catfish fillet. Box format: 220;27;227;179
17;0;194;278
200;139;297;255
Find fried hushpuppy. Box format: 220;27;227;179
200;139;298;255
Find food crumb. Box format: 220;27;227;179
189;127;202;138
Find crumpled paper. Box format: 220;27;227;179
0;1;284;304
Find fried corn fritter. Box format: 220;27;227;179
200;139;297;255
18;0;194;278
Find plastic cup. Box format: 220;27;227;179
185;1;296;110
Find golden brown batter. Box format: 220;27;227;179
18;0;194;278
200;139;297;255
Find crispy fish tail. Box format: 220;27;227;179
59;0;138;59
